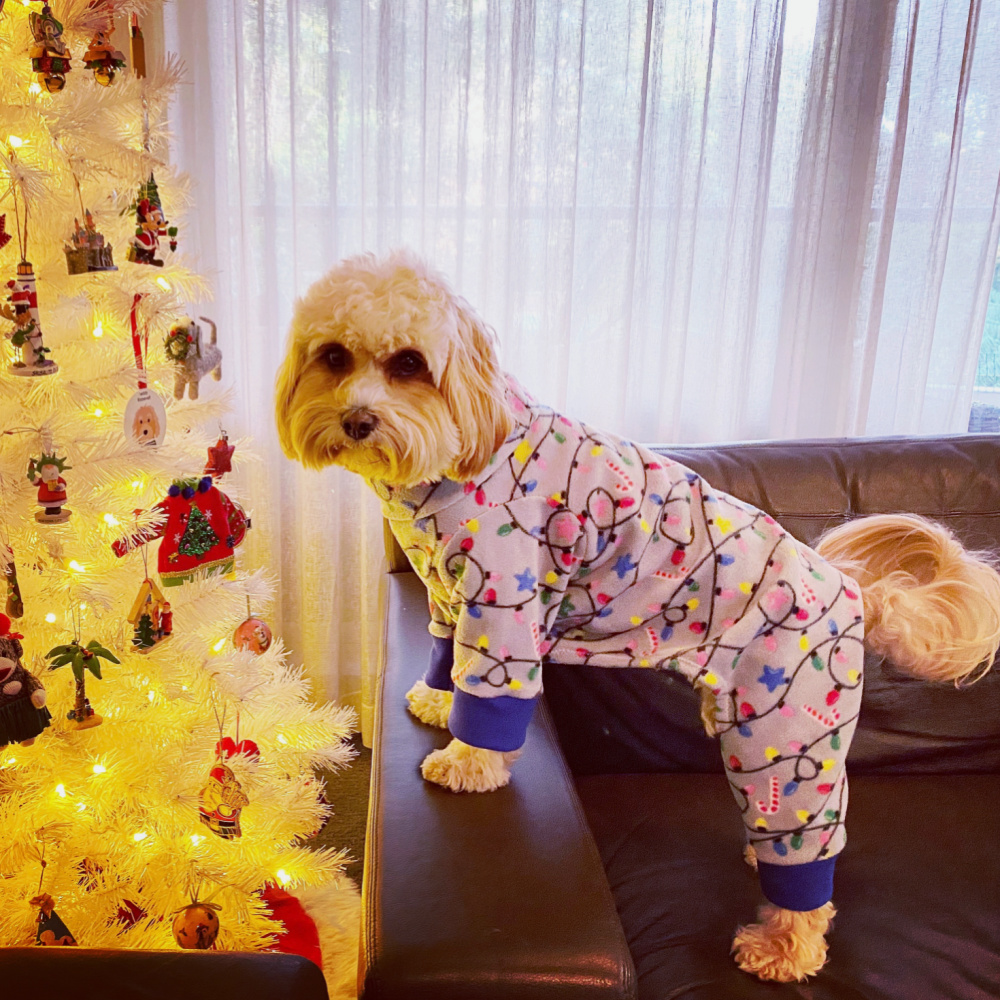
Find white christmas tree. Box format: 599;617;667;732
0;3;358;994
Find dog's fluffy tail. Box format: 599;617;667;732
815;514;1000;684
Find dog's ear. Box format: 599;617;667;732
440;300;513;481
275;335;308;461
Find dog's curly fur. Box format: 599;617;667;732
276;250;1000;984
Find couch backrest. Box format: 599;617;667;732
543;435;1000;777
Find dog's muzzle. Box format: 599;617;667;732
341;408;379;441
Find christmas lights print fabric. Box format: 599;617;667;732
373;381;864;870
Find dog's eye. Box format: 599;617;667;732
322;344;352;373
386;350;428;379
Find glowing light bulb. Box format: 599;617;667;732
92;764;106;774
275;869;291;886
8;135;24;148
68;560;85;573
276;733;288;745
147;691;155;702
156;277;171;291
28;82;42;95
92;321;104;339
103;513;119;527
45;613;56;623
6;758;15;766
79;602;87;610
55;784;66;797
212;638;226;653
76;802;86;811
93;408;104;418
181;685;188;691
131;480;142;489
133;832;148;842
190;834;205;846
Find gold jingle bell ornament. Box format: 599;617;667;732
233;616;272;655
172;901;220;950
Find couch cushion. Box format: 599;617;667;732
576;771;1000;1000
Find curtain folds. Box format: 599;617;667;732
165;0;1000;737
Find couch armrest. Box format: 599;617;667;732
0;948;328;1000
361;572;636;1000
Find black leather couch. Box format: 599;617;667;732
360;435;1000;1000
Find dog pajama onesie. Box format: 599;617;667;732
373;381;865;912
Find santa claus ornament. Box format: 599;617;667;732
0;615;51;749
127;175;177;267
112;477;249;587
26;452;71;524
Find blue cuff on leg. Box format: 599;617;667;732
425;635;454;691
449;688;537;752
757;857;837;911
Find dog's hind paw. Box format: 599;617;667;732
732;902;834;982
421;738;518;792
406;678;453;728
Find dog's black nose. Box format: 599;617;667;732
342;409;379;440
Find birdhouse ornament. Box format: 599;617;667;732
128;577;173;652
0;615;51;749
28;4;72;93
27;452;71;523
4;263;58;377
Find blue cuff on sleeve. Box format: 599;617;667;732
425;636;455;691
450;688;537;752
757;857;837;911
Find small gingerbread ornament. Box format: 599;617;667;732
0;615;51;749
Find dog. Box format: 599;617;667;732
131;404;161;445
275;250;1000;983
169;316;222;400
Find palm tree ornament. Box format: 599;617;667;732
46;617;119;731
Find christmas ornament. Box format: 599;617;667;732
83;4;126;86
3;263;58;376
124;294;167;447
130;13;146;79
0;615;51;748
204;430;235;478
28;4;72;93
46;638;120;732
2;545;23;618
64;211;117;274
233;617;272;655
30;894;77;946
172;902;220;949
165;316;222;400
112;476;249;587
127;175;177;266
0;215;10;251
27;452;71;523
199;763;250;839
128;577;172;652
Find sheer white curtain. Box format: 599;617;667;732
165;0;1000;736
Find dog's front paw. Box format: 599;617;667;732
406;678;453;728
420;738;518;792
732;902;834;982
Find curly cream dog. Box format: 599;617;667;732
276;250;1000;983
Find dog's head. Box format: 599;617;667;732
275;250;512;486
132;405;160;443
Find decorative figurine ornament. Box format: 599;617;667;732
28;3;72;93
127;175;177;267
2;545;23;618
165;316;222;400
233;616;272;655
128;577;172;652
45;637;120;732
204;430;235;479
27;452;71;523
0;614;51;748
65;210;117;274
83;3;126;86
30;893;77;946
3;263;58;377
124;294;167;447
